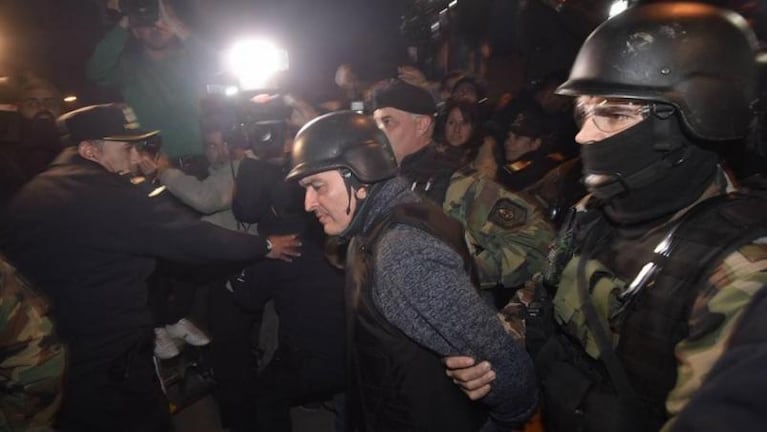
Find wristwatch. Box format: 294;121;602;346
265;239;273;252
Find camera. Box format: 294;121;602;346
133;134;163;157
119;0;159;27
204;39;292;159
202;91;293;160
233;93;292;159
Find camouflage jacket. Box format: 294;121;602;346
508;173;767;430
444;165;555;290
0;256;65;431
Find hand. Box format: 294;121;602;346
334;64;357;89
156;0;189;40
444;356;495;400
137;153;170;179
286;96;320;129
265;234;302;262
397;65;428;88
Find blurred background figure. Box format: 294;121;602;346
0;76;64;208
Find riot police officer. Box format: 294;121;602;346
446;4;767;431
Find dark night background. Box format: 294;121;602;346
0;0;425;104
0;0;764;105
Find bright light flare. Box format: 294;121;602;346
63;95;78;103
609;0;629;18
226;39;289;91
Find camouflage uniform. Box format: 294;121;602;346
0;256;66;431
444;165;555;290
399;142;555;293
503;172;767;430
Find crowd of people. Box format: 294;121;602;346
1;1;767;432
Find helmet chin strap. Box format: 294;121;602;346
342;169;356;215
339;169;375;239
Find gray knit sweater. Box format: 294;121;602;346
354;176;538;430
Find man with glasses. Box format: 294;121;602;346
0;103;301;431
445;3;767;431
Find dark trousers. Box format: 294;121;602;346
251;344;344;432
210;242;346;432
57;339;172;432
148;262;202;327
208;281;261;432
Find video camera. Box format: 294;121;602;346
133;134;163;158
119;0;159;27
204;92;292;159
205;39;292;159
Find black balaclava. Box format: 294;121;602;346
580;112;718;226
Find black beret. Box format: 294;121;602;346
371;79;436;116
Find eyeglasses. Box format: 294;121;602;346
574;98;651;133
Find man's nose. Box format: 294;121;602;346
304;188;317;212
575;118;607;145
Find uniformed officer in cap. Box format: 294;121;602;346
1;103;300;431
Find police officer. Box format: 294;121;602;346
446;4;767;431
286;111;537;431
0;104;300;431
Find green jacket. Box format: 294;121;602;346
86;26;218;158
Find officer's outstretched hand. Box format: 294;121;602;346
266;234;302;262
444;356;495;400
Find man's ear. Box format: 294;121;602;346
355;185;368;200
78;141;100;162
414;115;434;138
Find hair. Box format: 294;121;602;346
15;76;61;103
438;99;484;157
451;76;487;102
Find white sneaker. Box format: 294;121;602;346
165;318;211;346
154;327;180;359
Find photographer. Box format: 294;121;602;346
87;0;216;169
228;95;346;432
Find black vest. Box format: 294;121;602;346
346;201;487;432
617;193;767;428
539;192;767;432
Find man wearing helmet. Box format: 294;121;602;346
286;111;538;431
445;3;767;431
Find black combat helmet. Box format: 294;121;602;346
286;111;398;183
557;2;759;141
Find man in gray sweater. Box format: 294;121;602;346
286;111;537;431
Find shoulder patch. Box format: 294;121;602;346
738;242;767;263
488;198;528;230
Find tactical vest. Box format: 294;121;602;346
538;192;767;432
345;201;487;432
